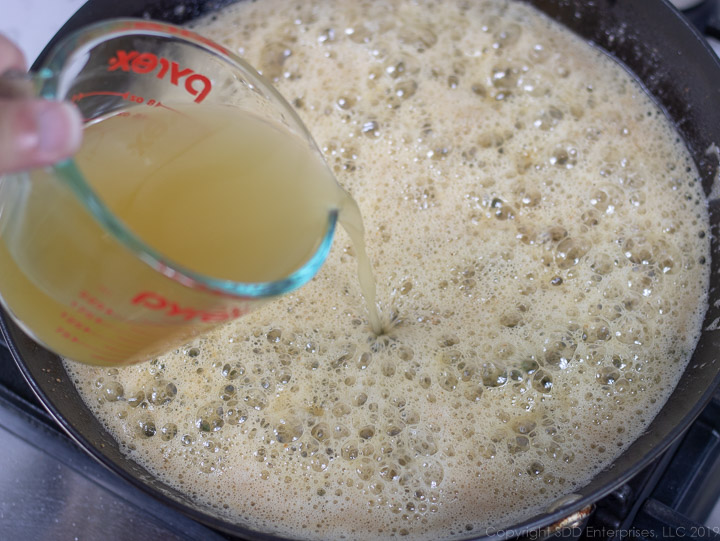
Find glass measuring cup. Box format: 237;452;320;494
0;19;340;366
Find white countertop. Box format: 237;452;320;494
0;0;86;67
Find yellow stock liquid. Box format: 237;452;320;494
0;104;380;365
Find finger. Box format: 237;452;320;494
0;34;27;74
0;99;83;175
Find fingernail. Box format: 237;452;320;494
35;100;83;158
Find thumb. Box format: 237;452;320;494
0;99;83;175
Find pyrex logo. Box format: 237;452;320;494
132;292;248;322
108;50;212;103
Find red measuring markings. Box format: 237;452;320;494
107;50;212;103
79;290;114;316
60;312;91;334
58;312;141;353
73;291;146;347
71;292;163;347
70;300;103;325
55;326;79;343
56;319;149;356
70;91;179;114
70;91;129;101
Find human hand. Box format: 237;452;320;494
0;34;82;176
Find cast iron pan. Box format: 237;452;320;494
3;0;720;539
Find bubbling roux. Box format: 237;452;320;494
66;0;710;538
